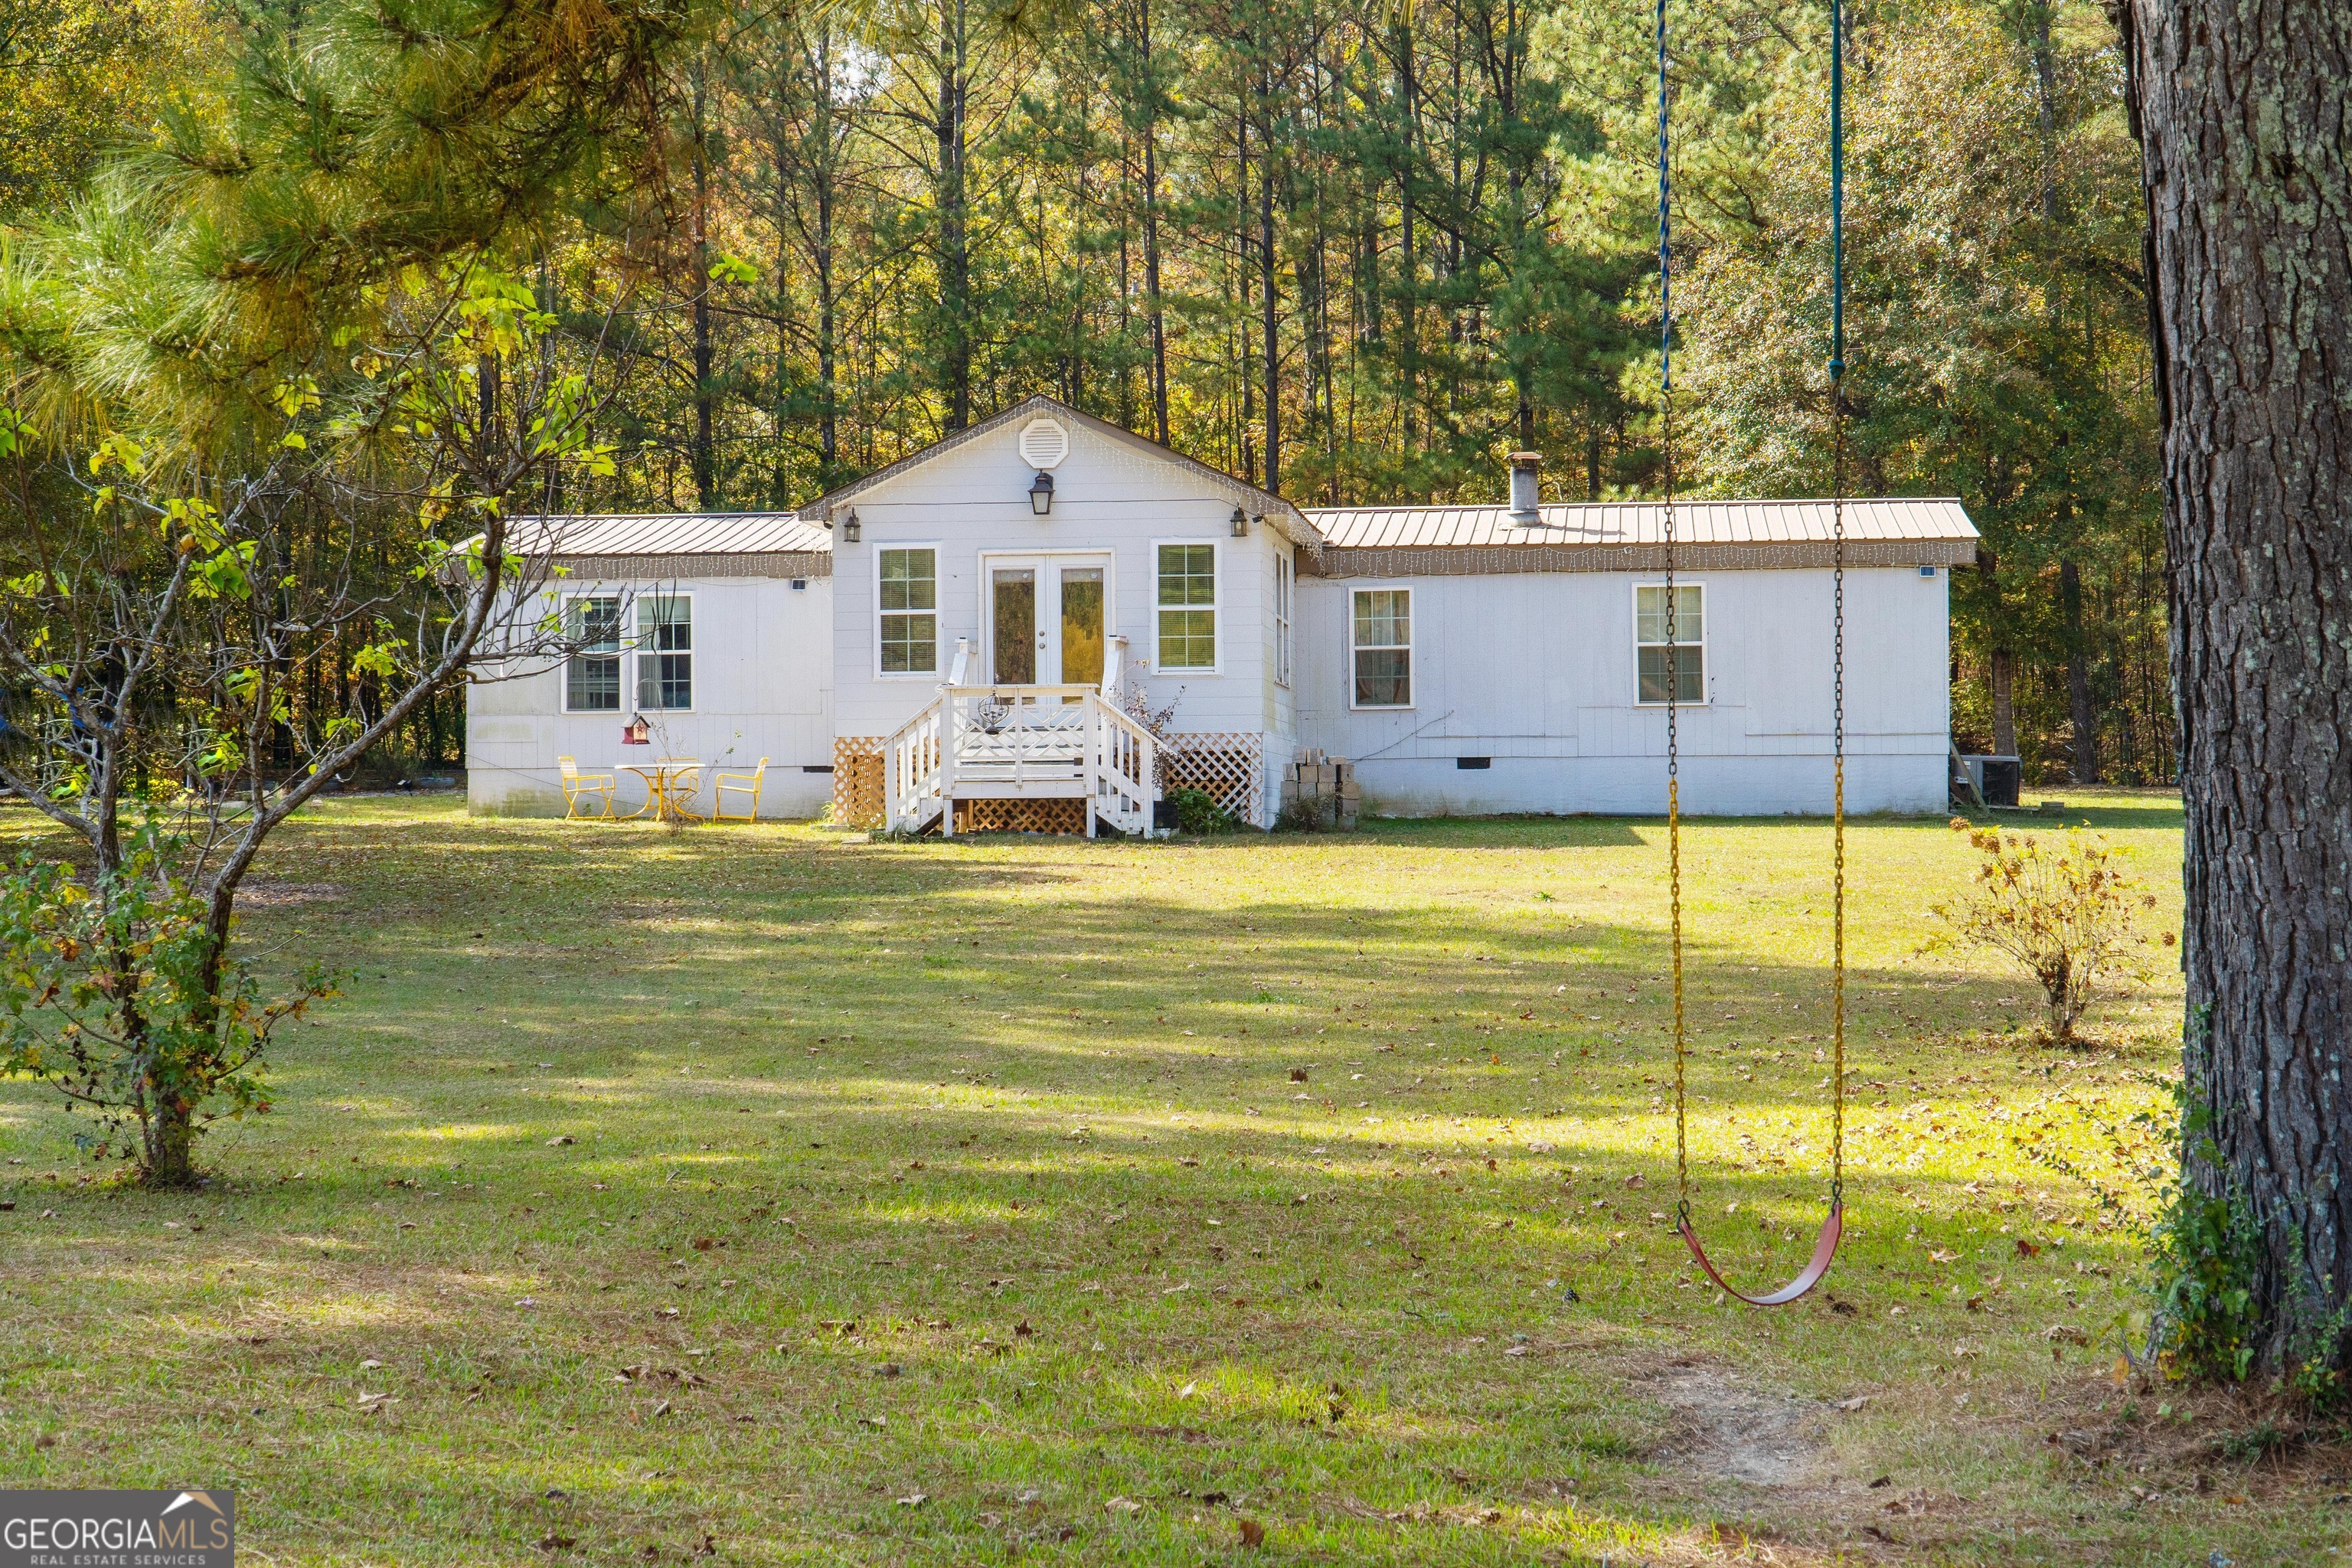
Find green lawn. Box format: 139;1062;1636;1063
2;791;2342;1565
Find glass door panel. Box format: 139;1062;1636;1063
1058;567;1106;686
991;568;1037;684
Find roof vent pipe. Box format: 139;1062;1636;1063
1508;452;1543;524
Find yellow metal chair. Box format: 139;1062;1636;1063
557;756;616;820
714;757;769;823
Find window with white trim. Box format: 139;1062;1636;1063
635;594;693;710
563;595;622;712
1156;544;1218;669
1274;549;1294;688
1635;583;1705;704
1351;587;1412;708
878;547;939;675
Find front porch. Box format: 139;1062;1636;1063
830;642;1266;835
884;681;1161;837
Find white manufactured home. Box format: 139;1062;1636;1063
467;394;1977;829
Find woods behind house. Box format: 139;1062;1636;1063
2;0;2159;785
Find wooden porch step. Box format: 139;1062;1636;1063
947;777;1089;798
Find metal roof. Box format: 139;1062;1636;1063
509;512;834;557
1304;498;1978;550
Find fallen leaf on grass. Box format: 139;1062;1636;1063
536;1534;577;1552
896;1493;927;1508
1237;1518;1266;1547
546;1136;575;1147
1106;1497;1143;1514
1836;1396;1871;1412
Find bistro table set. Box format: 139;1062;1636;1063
557;755;769;825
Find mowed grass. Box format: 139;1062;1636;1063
0;790;2341;1565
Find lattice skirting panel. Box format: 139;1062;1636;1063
832;737;885;828
1165;732;1265;825
954;798;1087;835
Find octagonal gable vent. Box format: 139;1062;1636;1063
1018;417;1071;470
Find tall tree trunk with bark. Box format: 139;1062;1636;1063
2060;556;2098;783
690;67;717;508
936;0;974;430
1144;119;1170;443
2119;0;2352;1374
1258;51;1279;495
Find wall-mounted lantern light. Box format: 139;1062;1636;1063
1230;507;1249;537
1029;471;1056;515
841;510;861;542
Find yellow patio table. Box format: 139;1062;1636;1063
616;757;704;824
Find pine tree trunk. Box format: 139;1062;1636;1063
936;0;973;432
1259;74;1278;496
2060;557;2098;783
2121;0;2352;1373
1990;648;2016;757
691;69;717;508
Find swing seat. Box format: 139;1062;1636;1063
1677;1199;1843;1306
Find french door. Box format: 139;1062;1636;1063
986;555;1110;688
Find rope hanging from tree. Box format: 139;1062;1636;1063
1659;0;1849;1308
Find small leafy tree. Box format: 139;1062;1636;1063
1926;818;2166;1042
0;261;621;1184
0;825;335;1174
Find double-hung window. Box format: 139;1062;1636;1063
878;547;939;675
635;595;693;710
1635;583;1706;704
1273;550;1294;688
1351;588;1412;708
564;595;622;712
1156;544;1218;670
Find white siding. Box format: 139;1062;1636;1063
467;575;835;818
1295;566;1949;815
830;417;1288;766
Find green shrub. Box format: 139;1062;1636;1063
1275;796;1327;832
1924;818;2164;1041
2145;1172;2264;1385
0;825;337;1183
1167;787;1235;835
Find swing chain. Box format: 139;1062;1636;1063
1657;0;1688;1227
1828;0;1847;1213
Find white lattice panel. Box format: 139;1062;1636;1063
1165;733;1264;825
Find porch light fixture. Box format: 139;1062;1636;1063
840;510;861;542
1230;507;1249;537
1029;471;1055;515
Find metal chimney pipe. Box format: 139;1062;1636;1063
1508;452;1543;524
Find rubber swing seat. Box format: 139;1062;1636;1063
1676;1200;1844;1307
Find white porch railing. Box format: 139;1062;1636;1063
882;639;1161;836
